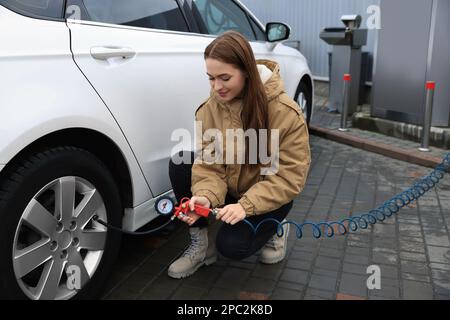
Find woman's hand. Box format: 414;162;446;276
215;203;246;225
177;196;211;226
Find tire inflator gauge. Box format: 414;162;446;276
155;196;218;219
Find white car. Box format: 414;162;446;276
0;0;313;300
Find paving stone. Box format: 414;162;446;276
433;279;450;296
251;263;284;280
270;288;303;300
285;258;314;271
336;293;366;300
399;241;426;253
402;280;434;300
104;287;141;300
214;268;251;290
402;272;431;283
171;285;209;300
399;236;425;245
312;268;339;278
137;287;173;300
305;288;335;300
207;287;239;300
276;281;305;292
184;265;226;288
346;246;371;256
280;268;310;285
401;261;429;275
240;277;277;295
369;284;400;299
377;264;399;279
400;251;427;263
308;274;337;291
427;246;450;264
314;256;341;271
289;249;316;261
342;262;367;276
373;251;398;265
338;273;368;297
317;246;344;258
424;231;450;247
344;253;371;265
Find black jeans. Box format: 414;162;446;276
169;151;293;260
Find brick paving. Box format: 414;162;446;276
102;134;450;300
101;87;450;300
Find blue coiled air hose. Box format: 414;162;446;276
241;152;450;239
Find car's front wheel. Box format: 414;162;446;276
0;146;122;300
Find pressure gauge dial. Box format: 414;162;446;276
155;196;175;216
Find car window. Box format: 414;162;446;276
0;0;64;19
249;17;266;41
79;0;189;32
192;0;255;40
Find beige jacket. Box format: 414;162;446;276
191;59;311;216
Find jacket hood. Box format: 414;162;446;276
255;59;285;101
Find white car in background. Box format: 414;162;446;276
0;0;313;300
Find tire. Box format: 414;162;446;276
0;146;122;300
294;81;312;126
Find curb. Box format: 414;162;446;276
309;125;443;168
352;112;450;149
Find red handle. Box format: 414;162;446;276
173;198;211;218
193;204;211;217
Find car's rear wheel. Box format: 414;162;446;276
294;81;312;125
0;146;122;300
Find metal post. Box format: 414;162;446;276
419;81;436;152
339;74;351;132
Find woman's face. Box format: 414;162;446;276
205;58;247;103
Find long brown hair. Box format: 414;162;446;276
204;31;269;168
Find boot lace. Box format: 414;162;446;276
265;233;278;249
265;224;288;249
182;233;203;258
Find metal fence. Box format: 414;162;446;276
241;0;380;80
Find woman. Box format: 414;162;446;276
168;31;311;279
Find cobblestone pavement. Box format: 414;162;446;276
102;135;450;300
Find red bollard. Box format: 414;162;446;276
339;74;351;132
419;81;436;152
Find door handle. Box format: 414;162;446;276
90;46;136;60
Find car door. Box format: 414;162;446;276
66;0;212;197
189;0;288;77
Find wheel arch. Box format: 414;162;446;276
0;128;133;210
294;73;314;124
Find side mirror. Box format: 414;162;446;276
266;22;291;42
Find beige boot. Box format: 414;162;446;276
168;227;216;279
259;221;290;264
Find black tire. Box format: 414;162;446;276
0;146;122;300
294;81;312;126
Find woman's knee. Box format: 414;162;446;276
215;228;253;260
